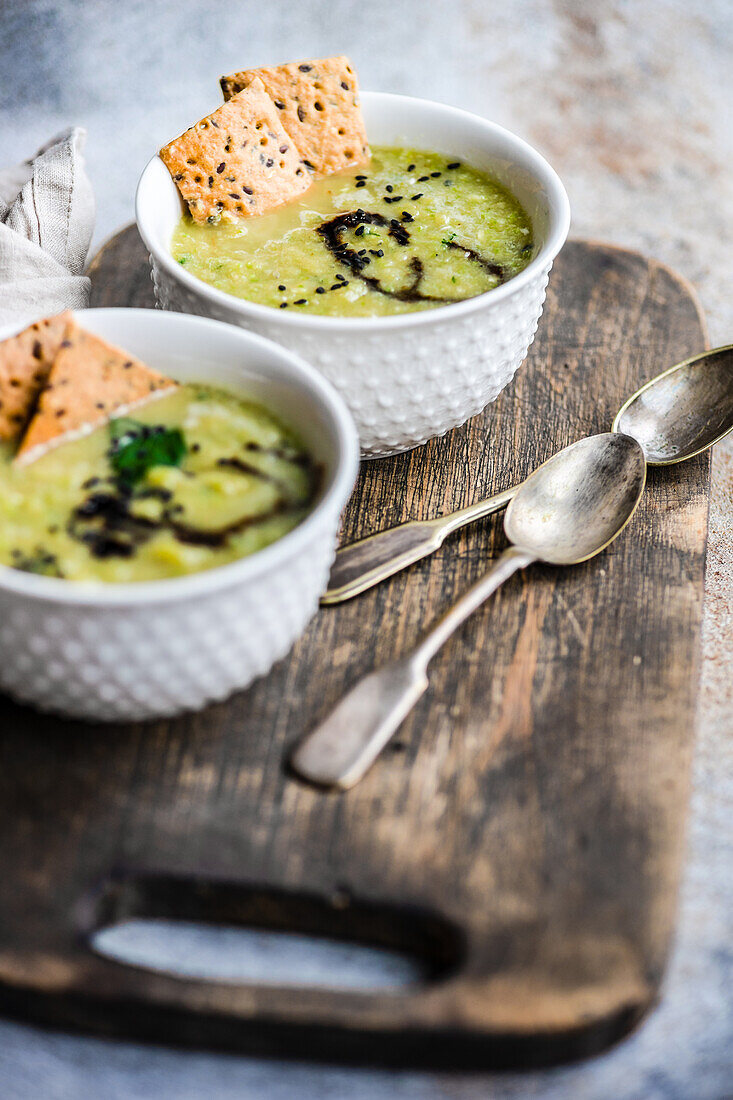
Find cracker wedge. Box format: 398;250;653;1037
220;55;369;176
0;312;72;444
160;77;311;222
16;320;177;465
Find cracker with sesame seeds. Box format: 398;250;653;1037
0;312;73;444
16;320;177;466
220;55;370;176
159;77;311;223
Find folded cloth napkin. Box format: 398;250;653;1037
0;127;95;327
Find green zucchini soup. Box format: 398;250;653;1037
171;148;534;317
0;384;318;584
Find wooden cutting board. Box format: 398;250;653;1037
0;233;709;1068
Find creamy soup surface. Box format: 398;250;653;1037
171;147;534;317
0;384;318;583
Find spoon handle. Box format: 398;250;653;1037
292;546;534;789
321;485;518;605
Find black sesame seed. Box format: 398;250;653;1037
228;192;239;199
297;106;306;122
341;81;349;90
208;176;214;186
355;179;366;188
265;158;274;167
274;100;285;110
216;162;225;173
447;161;461;169
278;284;286;291
315;286;326;294
336;272;347;281
355;174;367;180
418;175;429;182
242;186;253;195
411;193;423;201
385;184;393;193
299;63;312;72
355;225;365;236
401;211;413;222
279;144;288;153
294;298;307;305
430;171;441;178
407;163;415;172
279;302;288;308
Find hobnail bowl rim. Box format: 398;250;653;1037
0;308;359;606
136;90;571;333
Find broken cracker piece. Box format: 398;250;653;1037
0;312;72;444
16;320;177;465
220;55;370;176
160;77;311;222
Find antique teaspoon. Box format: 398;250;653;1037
292;433;646;790
323;344;733;604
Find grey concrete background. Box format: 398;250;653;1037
0;0;731;1096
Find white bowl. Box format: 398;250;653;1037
137;91;570;458
0;309;358;722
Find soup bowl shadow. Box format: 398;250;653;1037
136;91;571;458
0;309;358;722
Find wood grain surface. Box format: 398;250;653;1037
0;230;710;1068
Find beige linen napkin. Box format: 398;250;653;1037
0;127;95;326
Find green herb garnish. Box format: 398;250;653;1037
441;233;457;246
11;547;64;577
177;256;190;265
108;418;186;487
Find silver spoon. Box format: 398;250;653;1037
292;433;646;790
323;343;733;604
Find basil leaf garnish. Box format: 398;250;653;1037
108;418;186;487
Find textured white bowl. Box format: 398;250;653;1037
137;91;570;457
0;309;358;722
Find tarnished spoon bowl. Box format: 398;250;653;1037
505;433;647;565
614;344;733;464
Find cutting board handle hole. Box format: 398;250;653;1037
84;872;463;992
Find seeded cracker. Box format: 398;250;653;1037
0;312;72;443
220;56;370;176
16;320;177;465
159;77;310;222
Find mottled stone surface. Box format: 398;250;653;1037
0;1;730;1096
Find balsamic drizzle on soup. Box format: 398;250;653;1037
68;441;319;559
316;208;509;303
